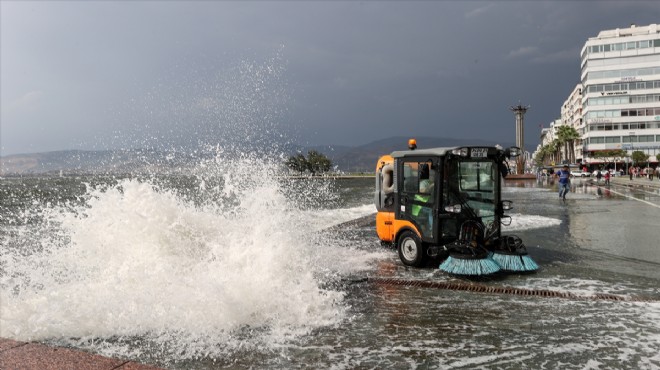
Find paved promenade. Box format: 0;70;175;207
0;338;163;370
607;174;660;190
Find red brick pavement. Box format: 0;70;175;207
0;338;163;370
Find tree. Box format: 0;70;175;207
631;151;649;166
550;139;561;164
592;149;628;172
656;153;660;162
592;149;628;162
285;153;307;175
557;125;580;163
534;144;554;167
533;149;545;167
306;150;332;176
285;151;333;176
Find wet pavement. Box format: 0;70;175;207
609;174;660;189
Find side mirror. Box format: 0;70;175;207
505;146;522;158
500;215;512;226
444;204;462;214
501;200;513;211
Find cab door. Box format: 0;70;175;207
438;157;462;243
397;158;438;242
438;157;500;244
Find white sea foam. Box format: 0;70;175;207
512;276;638;297
503;213;561;232
503;186;551;193
0;155;383;359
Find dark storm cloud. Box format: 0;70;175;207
2;1;659;155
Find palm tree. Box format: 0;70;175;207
534;145;549;167
550;139;562;165
567;127;580;163
557;125;580;163
538;144;554;166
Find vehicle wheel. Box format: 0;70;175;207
397;230;425;267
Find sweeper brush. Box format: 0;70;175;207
490;235;539;272
438;221;502;276
439;254;501;276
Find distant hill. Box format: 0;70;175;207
0;149;199;176
0;137;515;175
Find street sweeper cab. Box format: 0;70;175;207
374;139;538;276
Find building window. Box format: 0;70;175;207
605;137;620;143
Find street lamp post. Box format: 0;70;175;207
510;104;530;175
628;132;635;177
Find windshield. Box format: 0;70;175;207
456;160;499;225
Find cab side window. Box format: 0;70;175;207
402;163;419;193
417;163;435;200
402;161;435;197
402;161;435;235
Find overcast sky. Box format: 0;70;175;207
2;1;659;156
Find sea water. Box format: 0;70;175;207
2;169;660;369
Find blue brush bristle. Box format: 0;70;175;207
520;255;539;271
491;253;539;272
439;256;501;275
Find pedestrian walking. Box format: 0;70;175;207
596;170;602;184
604;170;610;185
556;165;571;200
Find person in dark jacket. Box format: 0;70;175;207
556;165;571;200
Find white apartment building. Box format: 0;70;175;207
533;119;559;166
581;23;660;167
560;84;585;162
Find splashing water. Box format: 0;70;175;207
0;48;384;362
0;153;381;361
